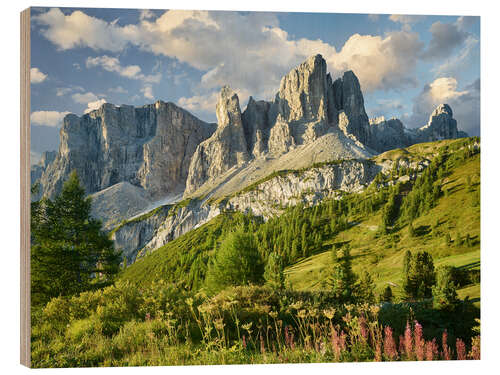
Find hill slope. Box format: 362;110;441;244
120;137;480;304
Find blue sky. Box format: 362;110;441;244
29;7;480;159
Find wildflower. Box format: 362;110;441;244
323;308;336;320
242;335;247;350
242;322;253;333
145;313;151;321
297;309;307;319
456;338;466;360
269;310;278;319
414;321;425;361
285;325;290;348
425;338;438;360
442;330;451;360
383;326;398;361
469;336;480;360
359;316;368;342
403;321;413;360
375;341;382;362
214;318;225;331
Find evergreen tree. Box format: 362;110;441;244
356;270;375;304
205;228;263;293
432;266;459;310
263;252;285;290
328;245;357;303
402;251;436;300
31;171;121;306
379;285;394;303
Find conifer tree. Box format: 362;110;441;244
31;171;121;306
263;252;285;290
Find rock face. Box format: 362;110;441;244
369;117;410;152
333;71;371;146
415;104;459;141
185;87;250;195
36;102;216;199
368;103;466;153
31;150;57;199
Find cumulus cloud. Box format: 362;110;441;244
140;85;154;100
56;85;84;97
421;19;470;60
389;15;426;27
328;31;424;91
406;77;480;136
139;9;155;21
30;67;47;83
72;91;100;104
86;55;161;83
178;92;219;113
34;8;429;102
30;110;70;127
108;86;128;94
84;98;107;113
33;8;129;51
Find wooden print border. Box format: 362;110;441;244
20;7;31;368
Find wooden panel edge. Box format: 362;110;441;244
20;7;31;368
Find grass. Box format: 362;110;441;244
286;146;480;301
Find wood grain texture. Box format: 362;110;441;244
20;7;31;368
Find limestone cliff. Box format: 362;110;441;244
37;102;216;199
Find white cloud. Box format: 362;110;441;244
108;86;128;94
86;55;161;83
33;8;129;51
30;67;47;83
178;92;218;113
389;15;426;25
56;85;84;97
328;31;424;91
34;8;427;99
30;110;70;127
406;77;480;135
72;92;99;104
73;62;81;71
139;9;155;21
84;98;107;114
140;85;154;100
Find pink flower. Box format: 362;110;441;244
242;335;247;350
425;338;438;360
442;330;451;360
456;338;466;360
383;326;398;361
414;321;425;361
403;321;413;360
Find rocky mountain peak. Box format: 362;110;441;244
276;54;329;123
418;103;459;140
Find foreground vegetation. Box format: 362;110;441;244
31;137;480;367
31;282;480;367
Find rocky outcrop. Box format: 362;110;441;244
111;204;172;263
333;71;371;146
368;103;466;153
31;150;57;199
121;158;381;258
89;181;153;230
184;87;250;195
415;104;459;141
368;117;410;152
37;101;216;199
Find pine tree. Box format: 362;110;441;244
403;251;436;300
263;252;285;290
204;228;263;293
379;285;394;303
432;266;459;310
328;245;357;303
31;171;121;306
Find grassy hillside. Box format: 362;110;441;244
121;137;480;306
287;149;480;302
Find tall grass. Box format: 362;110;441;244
31;282;479;367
